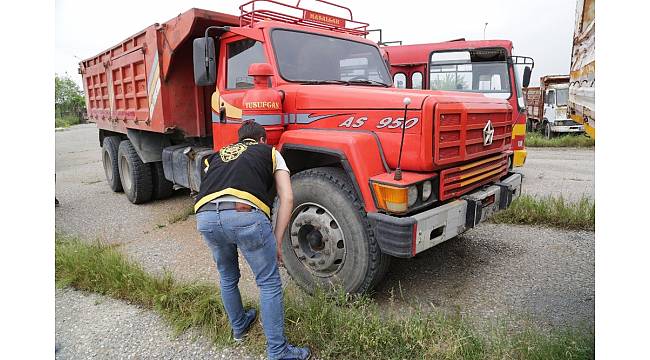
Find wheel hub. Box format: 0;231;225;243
290;203;346;277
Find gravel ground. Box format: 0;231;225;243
519;147;595;201
55;288;259;360
55;125;594;355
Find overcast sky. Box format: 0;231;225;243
55;0;576;88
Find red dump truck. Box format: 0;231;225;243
80;0;522;294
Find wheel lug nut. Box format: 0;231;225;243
323;250;330;255
318;259;325;265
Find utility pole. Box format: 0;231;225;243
483;22;488;40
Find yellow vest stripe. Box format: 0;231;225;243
194;188;271;217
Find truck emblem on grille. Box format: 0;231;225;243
483;120;494;146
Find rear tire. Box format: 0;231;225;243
151;162;174;200
117;140;153;204
277;167;390;294
102;136;123;192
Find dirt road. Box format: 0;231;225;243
55;125;594;336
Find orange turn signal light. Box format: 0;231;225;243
372;183;408;213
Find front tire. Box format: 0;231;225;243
544;122;554;139
102;136;123;192
117;140;153;204
278;167;390;294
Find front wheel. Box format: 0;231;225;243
276;167;390;294
544;122;554;139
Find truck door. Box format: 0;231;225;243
543;89;556;123
213;35;269;149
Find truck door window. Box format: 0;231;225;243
411;72;423;89
394;73;406;89
227;39;267;89
429;49;511;99
546;90;555;105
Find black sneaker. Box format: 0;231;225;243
277;344;311;360
233;308;257;342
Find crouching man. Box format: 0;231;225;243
194;120;310;360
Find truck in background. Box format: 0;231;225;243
524;75;584;139
569;0;595;138
80;0;523;294
383;40;533;168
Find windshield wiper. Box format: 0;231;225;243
347;79;390;87
299;79;390;87
300;80;349;85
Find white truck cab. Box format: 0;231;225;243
543;84;583;138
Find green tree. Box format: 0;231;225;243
55;74;85;126
430;73;468;91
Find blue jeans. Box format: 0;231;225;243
196;208;288;359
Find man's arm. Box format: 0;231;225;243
273;169;293;264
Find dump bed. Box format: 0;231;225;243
524;87;541;120
79;9;239;137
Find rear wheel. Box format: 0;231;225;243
278;167;390;294
117;140;153;204
102;136;123;192
151;161;174;200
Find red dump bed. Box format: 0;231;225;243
79;9;239;137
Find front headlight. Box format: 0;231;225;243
422;181;432;201
408;185;418;207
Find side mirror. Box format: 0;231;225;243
193;37;216;86
522;66;532;88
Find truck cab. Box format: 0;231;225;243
383;40;533;168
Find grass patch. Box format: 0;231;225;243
55;115;81;128
56;234;594;359
525;132;594;148
491;195;594;231
167;205;195;224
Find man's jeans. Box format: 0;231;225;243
197;208;288;359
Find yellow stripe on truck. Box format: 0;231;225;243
512;123;526;136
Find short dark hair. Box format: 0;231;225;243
238;120;266;142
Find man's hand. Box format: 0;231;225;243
276;245;284;267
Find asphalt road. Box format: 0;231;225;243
55;124;594;356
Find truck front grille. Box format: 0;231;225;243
434;109;512;166
439;153;509;200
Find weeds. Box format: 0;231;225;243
167;205;194;224
55;115;81;128
525;132;595;148
56;234;594;359
491;195;595;231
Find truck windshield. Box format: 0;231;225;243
429;49;511;99
271;29;392;86
556;88;569;106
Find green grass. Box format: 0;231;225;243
525;132;595;148
167;205;195;224
55;114;81;128
491;195;595;231
56;234;594;359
